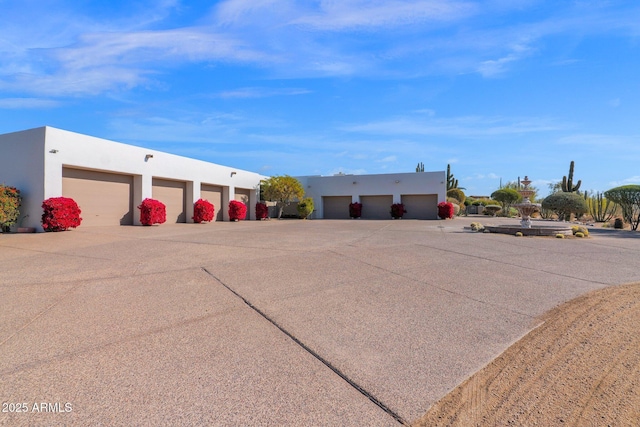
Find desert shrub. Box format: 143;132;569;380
193;199;215;223
297;197;314;219
614;218;624;229
556;233;565;239
138;198;166;226
446;188;466;205
575;232;585;238
437;201;455;219
542;192;588;221
587;192;617;223
484;205;502;216
390;203;406;218
604;185;640;231
349;202;362;218
0;184;21;232
451;203;460;216
42;197;82;231
515;232;523;237
228;200;247;221
255;202;269;220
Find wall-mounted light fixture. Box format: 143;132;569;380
49;149;59;154
145;154;154;160
230;171;237;177
395;180;400;184
352;181;357;185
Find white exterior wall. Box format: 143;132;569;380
296;172;446;219
0;127;265;230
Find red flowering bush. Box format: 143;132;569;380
193;199;215;223
438;201;455;219
41;197;82;231
255;202;269;220
390;203;406;218
349;202;362;218
138;198;166;226
1;185;22;232
228;200;247;221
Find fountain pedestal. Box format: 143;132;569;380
513;176;540;229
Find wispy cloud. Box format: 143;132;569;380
216;87;312;99
609;176;640;187
0;98;60;109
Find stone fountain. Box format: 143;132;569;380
513;176;541;228
485;175;572;236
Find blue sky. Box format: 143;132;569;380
1;0;639;197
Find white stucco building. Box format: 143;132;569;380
0;127;263;231
296;172;446;219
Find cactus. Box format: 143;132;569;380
561;160;582;193
416;162;424;172
587;191;616;223
446;164;458;190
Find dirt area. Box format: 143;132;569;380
414;282;640;426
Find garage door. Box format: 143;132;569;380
401;194;438;219
234;188;251;220
360;195;393;219
62;167;133;226
152;178;186;223
322;196;352;219
201;184;223;221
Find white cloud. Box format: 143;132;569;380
216;87;312;99
0;98;60;109
609;176;640;187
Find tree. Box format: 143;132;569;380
604;185;640;231
491;188;522;215
260;175;305;219
542;192;588;221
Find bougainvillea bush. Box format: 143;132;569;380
138;198;166;226
228;200;247;221
0;185;21;232
41;197;82;231
390;203;406;218
255;202;269;220
349;202;362;218
192;199;215;223
437;201;455;219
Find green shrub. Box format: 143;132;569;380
542;192;588;221
604;185;640;231
0;185;21;232
491;188;522;213
296;197;314;219
447;188;466;205
484;205;502;216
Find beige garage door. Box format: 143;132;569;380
322;196;352;219
62;167;133;226
360;195;393;219
201;184;223;221
152;178;186;223
234;188;250;220
401;194;438;220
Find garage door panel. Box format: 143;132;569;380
62;168;133;226
401;194;438;220
360;195;393;219
323;196;352;219
152;178;186;223
201;184;223;221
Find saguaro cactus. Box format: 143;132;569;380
446;164;458;190
561;160;581;193
416;162;424;172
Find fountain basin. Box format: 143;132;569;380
485;224;572;236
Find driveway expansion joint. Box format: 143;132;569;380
201;267;408;426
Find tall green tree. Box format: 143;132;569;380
260;175;305;219
604;185;640;231
491;188;522;216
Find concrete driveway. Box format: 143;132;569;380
1;218;638;426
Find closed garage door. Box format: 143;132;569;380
62;167;133;226
234;188;250;220
152;178;186;223
322;196;352;219
201;184;223;221
401;194;438;219
360;195;393;219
